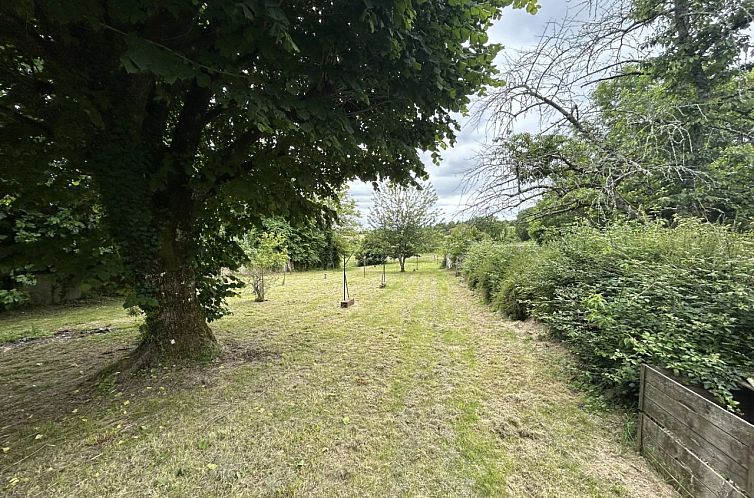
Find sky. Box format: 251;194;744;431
348;0;574;224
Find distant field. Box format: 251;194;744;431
0;257;675;497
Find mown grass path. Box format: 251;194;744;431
0;259;675;497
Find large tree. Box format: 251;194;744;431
368;182;438;271
1;1;536;367
469;0;754;225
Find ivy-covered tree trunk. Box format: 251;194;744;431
136;264;217;367
92;106;220;368
110;203;220;368
127;183;220;367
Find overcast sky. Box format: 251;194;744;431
349;0;574;224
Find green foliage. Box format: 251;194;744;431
492;9;754;388
436;217;518;269
701;143;754;229
479;0;754;227
514;201;599;245
465;216;517;241
356;230;390;266
259;192;360;271
368;183;439;271
461;241;539;319
329;192;362;262
443;224;489;269
462;221;754;411
0;174;123;309
239;232;289;302
260;217;327;270
0;275;34;308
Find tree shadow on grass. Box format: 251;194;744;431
0;331;281;438
0;330;138;433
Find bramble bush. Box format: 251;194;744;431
461;221;754;411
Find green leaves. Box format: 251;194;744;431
479;0;753;227
120;35;197;84
367;183;439;268
238;231;289;302
462;221;754;412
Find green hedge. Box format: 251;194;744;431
461;221;754;411
462;241;539;319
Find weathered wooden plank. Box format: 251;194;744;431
746;448;754;498
640;364;648;412
642;431;699;498
642;416;747;498
644;383;749;466
638;365;647;452
644;366;754;444
643;394;749;490
641;365;754;497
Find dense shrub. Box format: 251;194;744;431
462;221;754;411
461;242;541;319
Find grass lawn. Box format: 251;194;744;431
0;257;675;497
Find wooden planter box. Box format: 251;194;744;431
638;364;754;497
340;298;355;308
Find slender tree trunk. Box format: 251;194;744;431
673;0;710;216
257;271;265;302
399;255;406;272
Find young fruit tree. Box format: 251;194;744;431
0;0;537;367
368;183;439;272
330;196;361;306
239;233;288;303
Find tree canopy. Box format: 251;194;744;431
368;182;438;271
1;0;537;365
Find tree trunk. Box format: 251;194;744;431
124;265;218;370
672;0;710;216
90;79;220;373
98;163;219;370
399;256;406;272
256;271;265;302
